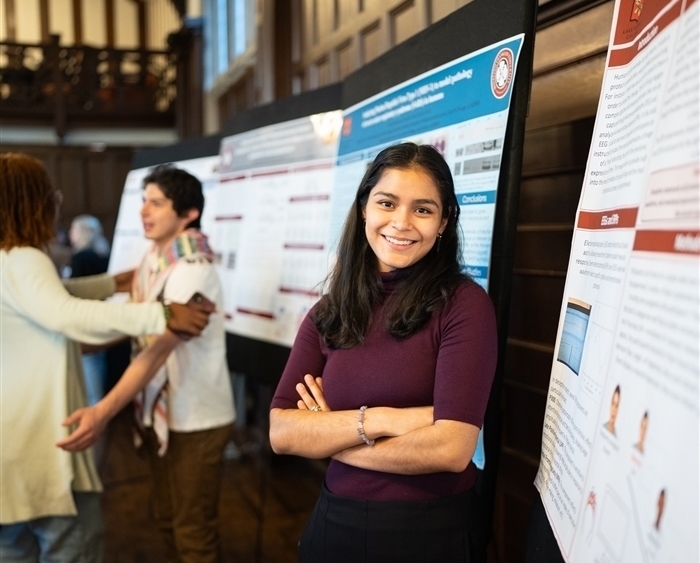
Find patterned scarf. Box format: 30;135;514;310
131;228;214;456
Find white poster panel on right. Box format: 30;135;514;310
534;0;699;562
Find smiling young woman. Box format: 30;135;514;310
269;142;499;562
363;166;447;273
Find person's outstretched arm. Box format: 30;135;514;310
56;330;181;452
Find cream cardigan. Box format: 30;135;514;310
0;246;165;523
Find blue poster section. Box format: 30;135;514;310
338;37;523;158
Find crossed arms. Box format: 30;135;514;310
269;374;480;475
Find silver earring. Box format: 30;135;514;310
436;233;442;253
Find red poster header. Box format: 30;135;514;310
577;207;639;229
609;1;681;66
612;0;679;46
633;230;700;254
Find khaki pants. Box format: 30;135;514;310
144;424;232;563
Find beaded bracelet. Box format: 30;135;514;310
357;405;375;446
162;302;172;326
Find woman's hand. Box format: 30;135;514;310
56;405;109;452
295;374;329;412
167;299;215;336
113;269;135;293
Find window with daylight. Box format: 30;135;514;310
203;0;256;89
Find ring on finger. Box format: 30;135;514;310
310;405;322;412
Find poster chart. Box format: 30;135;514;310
331;34;524;289
534;0;699;562
210;113;343;347
109;155;220;275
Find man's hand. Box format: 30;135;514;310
56;405;108;451
167;296;216;337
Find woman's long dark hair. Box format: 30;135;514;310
314;142;467;348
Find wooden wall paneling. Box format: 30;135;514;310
310;0;318;45
106;0;115;46
86;152;112;214
72;0;82;45
518;172;586;225
4;0;16;41
50;0;75;45
339;0;358;24
360;20;381;64
504;342;554;390
513;229;573;273
429;0;473;24
39;0;49;42
494;451;540;563
135;0;146;49
507;274;566;345
315;55;331;86
502;385;547;458
105;149;135;239
316;0;331;42
337;39;354;80
527;57;606;131
57;151;86;224
84;149;131;240
390;0;422;47
522;118;595;173
274;0;293;99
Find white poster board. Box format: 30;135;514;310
210;113;343;347
534;0;699;561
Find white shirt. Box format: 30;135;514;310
138;252;235;432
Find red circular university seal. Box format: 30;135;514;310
491;48;514;99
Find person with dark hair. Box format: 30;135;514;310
140;164;205;229
269;142;498;562
0;153;212;562
61;164;235;563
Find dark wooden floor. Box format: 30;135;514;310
98;409;325;563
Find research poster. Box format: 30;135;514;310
331;34;524;289
210;113;343;346
109;155;220;274
534;1;699;562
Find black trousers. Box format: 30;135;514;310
299;483;486;563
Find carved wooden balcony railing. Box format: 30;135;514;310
0;35;177;137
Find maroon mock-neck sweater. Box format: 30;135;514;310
271;270;497;501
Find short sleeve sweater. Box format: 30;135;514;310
270;270;498;501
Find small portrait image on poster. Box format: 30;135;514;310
654;488;666;532
634;410;649;454
603;384;621;436
557;298;592;374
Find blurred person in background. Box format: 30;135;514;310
68;215;110;278
68;214;111;405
